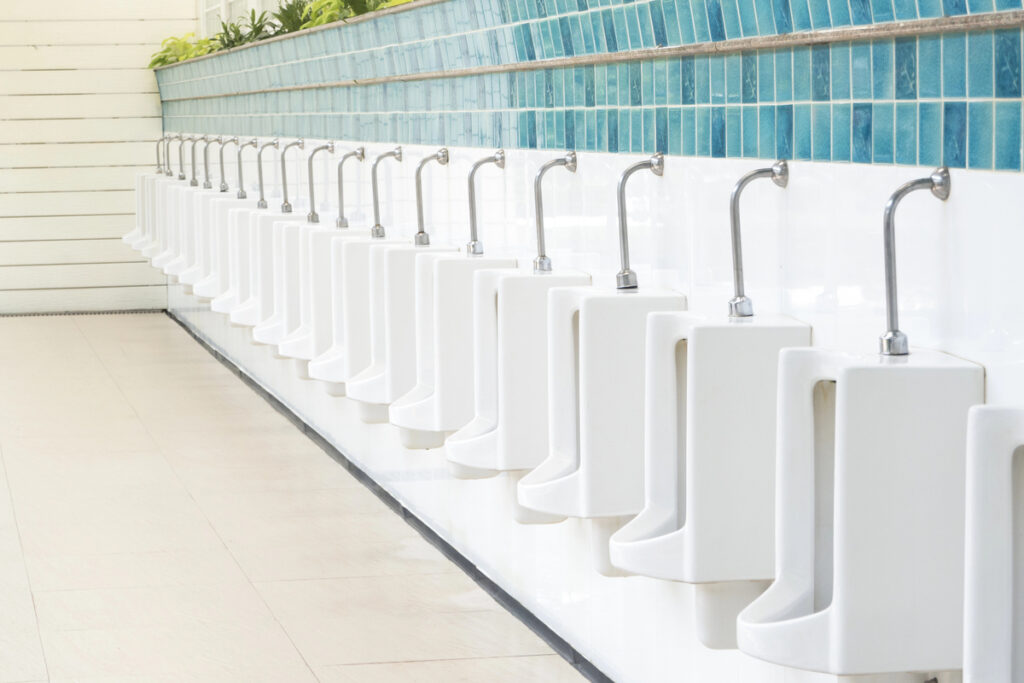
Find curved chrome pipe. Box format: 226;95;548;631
219;137;238;192
306;142;335;224
879;167;951;356
335;147;365;228
202;136;221;189
189;136;204;186
533;151;577;273
175;135;187;180
615;153;663;289
256;138;279;209
467;149;505;255
155;137;165;173
371;147;402;238
279;139;304;213
236;138;258;199
727;160;788;317
164;136;175;177
414;148;449;246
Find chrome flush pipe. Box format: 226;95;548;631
370;147;402;238
236;138;258;199
306;141;335;224
219;137;238;192
155;137;164;173
164;136;175;176
189;136;203;186
202;136;222;190
727;160;789;317
175;135;187;179
256;138;279;209
879;167;951;356
615;153;663;289
279;139;304;213
466;149;506;255
413;148;449;246
335;147;365;228
533;151;577;273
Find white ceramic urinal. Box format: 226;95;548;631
211;137;261;313
389;150;517;449
517;155;686;575
160;136;219;273
125;145;162;247
964;406;1024;683
445;152;590;494
138;136;187;255
737;168;985;675
608;161;810;649
347;149;456;420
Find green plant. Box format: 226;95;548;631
215;19;248;50
147;33;217;68
302;0;349;28
244;10;276;42
273;0;311;34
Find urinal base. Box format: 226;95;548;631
694;581;771;650
586;517;634;577
447;461;497;480
506;472;566;525
358;402;389;423
398;427;446;450
293;359;311;380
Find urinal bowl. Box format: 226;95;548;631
308;236;357;397
389;253;517;449
447;268;591;483
964;405;1024;683
736;347;984;675
517;286;687;574
230;209;279;328
608;312;811;648
134;176;176;252
141;181;178;258
151;185;195;267
124;173;158;246
167;190;220;278
211;206;261;314
251;214;308;344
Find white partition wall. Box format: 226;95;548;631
0;0;194;313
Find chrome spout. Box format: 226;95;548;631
879;167;951;356
727;160;789;317
615;153;663;289
256;138;279;209
236;138;258;199
279;139;304;213
371;146;402;238
218;137;238;192
155;136;164;173
413;148;449;246
202;136;221;189
189;136;203;186
164;136;174;176
466;149;505;255
533;151;577;273
174;135;186;179
306;142;335;224
335;147;365;228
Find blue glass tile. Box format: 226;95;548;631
808;0;831;28
607;109;619;151
606;65;619;103
706;0;727;41
654;60;667;104
629;62;642;105
619;64;632;105
631;108;643;152
565;108;576;148
585;65;597;105
997;0;1023;8
943;33;967;96
643;108;655;152
812;103;830;159
661;0;682;44
758;51;775;101
668;59;682;103
873;40;894;98
682;107;697;154
759;105;776;157
968;0;994;10
682;57;696;103
995;29;1022;97
794;104;811;158
776;104;793;157
637;4;656;48
736;0;759;36
776;50;793;101
870;0;895;22
692;0;712;42
918;0;943;15
588;109;599;150
642;61;656;103
852;43;873;98
697;107;711;155
793;46;811;100
968;101;993;169
742;106;758;156
626;6;645;49
895;102;917;164
712;106;726;156
852;103;872;162
755;0;777;34
893;0;918;18
651;2;669;45
968;32;994;97
812;44;830;100
832;103;851;161
918;36;941;97
602;10;619;51
710;56;726;103
726;106;741;155
994;101;1022;169
892;38;917;100
849;0;873;24
831;43;851;99
667;107;681;154
772;0;793;33
721;0;742;38
790;0;811;30
918;102;942;165
742;53;758;102
677;0;697;43
726;54;742;103
944;101;967;167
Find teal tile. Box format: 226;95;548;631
994;100;1022;170
832;102;851;161
812;103;830;160
968;101;993;169
895;102;917;164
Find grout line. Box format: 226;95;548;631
165;309;614;683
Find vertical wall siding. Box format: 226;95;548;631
0;0;195;314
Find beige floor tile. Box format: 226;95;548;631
315;654;584;682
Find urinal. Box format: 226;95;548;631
148;183;189;266
964;406;1024;683
136;135;186;254
737;168;985;675
124;137;167;246
513;155;686;575
607;161;810;649
168;137;230;281
445;152;590;498
152;135;209;269
346;149;457;420
389;150;517;449
212;137;261;314
190;193;249;299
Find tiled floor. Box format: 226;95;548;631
0;313;583;683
